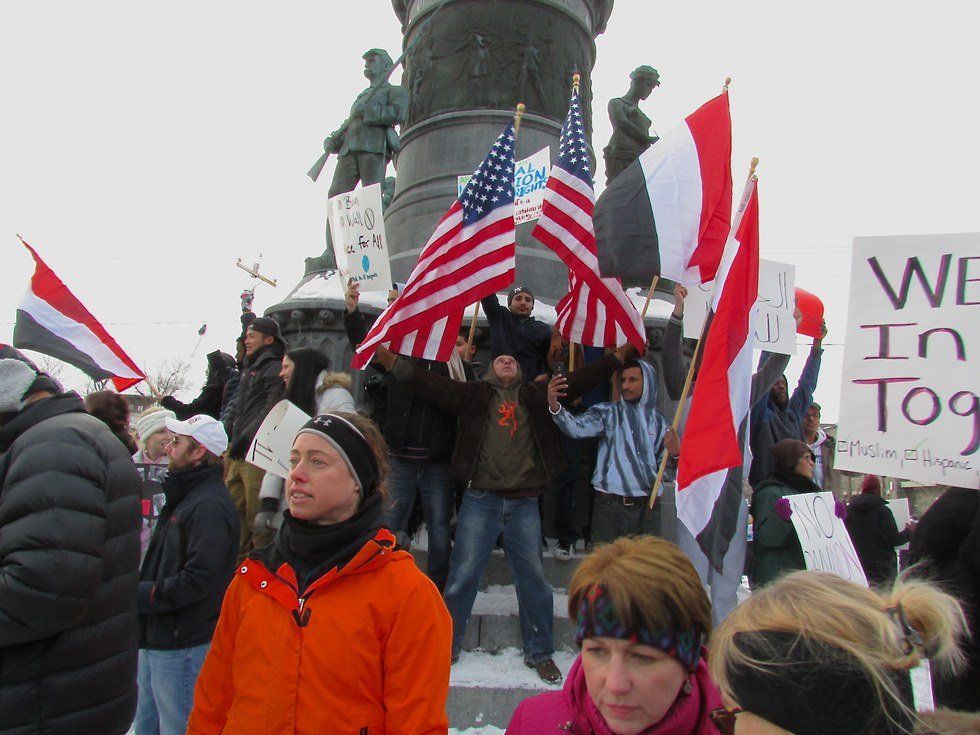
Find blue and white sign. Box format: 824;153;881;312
457;146;550;225
327;182;392;293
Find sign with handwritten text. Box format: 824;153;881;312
246;400;311;479
684;259;798;355
457;147;550;225
835;234;979;488
327;183;391;292
788;491;868;586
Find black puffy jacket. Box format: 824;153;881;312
139;463;239;649
228;342;285;459
844;493;910;587
0;393;140;735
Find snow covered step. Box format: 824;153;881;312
448;648;577;730
460;585;576;653
410;545;583;590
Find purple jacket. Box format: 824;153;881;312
506;654;722;735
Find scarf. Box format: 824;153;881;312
276;492;383;593
772;467;822;495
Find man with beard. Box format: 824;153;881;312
135;414;238;735
481;286;552;384
748;320;827;489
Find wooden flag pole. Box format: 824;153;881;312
647;155;759;508
639;276;660;320
568;343;577;372
466;302;481;354
513;102;526;136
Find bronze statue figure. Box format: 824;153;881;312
603;65;660;184
322;49;409;198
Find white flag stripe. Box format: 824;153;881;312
640;122;702;284
18;290;144;380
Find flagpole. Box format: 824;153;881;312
639;276;660;319
647;156;759;508
568;343;577;372
466;302;480;354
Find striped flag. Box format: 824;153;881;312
14;238;145;392
595;91;733;286
675;177;759;571
352;122;517;369
532;86;645;350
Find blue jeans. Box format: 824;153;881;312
444;489;554;663
134;644;209;735
384;458;454;590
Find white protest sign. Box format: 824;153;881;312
327;183;392;292
246;400;311;479
887;497;912;551
456;147;550;225
683;259;798;355
514;147;549;224
835;234;979;489
787;491;868;586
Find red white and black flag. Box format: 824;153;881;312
532;85;645;350
13;238;145;392
595;91;733;286
352;122;517;369
675;176;759;571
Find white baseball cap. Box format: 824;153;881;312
165;414;228;456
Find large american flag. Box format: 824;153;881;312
532;87;645;350
351;122;517;369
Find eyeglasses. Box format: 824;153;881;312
709;706;745;735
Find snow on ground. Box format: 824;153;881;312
473;584;569;618
450;647;577;690
451;728;505;735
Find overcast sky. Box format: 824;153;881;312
2;1;978;421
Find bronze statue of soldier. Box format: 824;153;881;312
603;65;660;185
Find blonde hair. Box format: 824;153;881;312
568;536;711;637
710;571;967;730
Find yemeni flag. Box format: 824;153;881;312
595;91;733;287
13;238;145;392
675;176;759;572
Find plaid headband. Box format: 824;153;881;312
575;585;703;672
295;414;378;496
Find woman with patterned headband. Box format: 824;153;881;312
506;535;723;734
187;412;453;734
708;570;976;735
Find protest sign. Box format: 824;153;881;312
835;234;979;489
684;259;798;355
246;400;311;479
457;147;550;225
327;183;392;292
787;491;868;586
887;497;912;551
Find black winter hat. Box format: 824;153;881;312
248;317;285;347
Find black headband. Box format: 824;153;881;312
726;631;914;735
295;414;379;497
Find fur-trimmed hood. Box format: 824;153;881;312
316;371;352;392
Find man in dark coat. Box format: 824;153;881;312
161;350;237;420
135;413;239;734
0;358;140;735
374;343;634;685
844;475;912;586
225;317;286;556
481;286;553;384
909;487;980;712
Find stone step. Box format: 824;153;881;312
448;648;577;730
410;543;583;590
460;585;576;653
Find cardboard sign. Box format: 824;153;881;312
887;497;912;552
787;491;868;586
835;234;979;489
684;259;798;355
456;147;550;225
327;183;392;293
246;400;311;479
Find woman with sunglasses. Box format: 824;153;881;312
506;535;723;735
749;438;840;588
707;570;975;734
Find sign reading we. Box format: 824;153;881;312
787;491;868;586
836;234;979;489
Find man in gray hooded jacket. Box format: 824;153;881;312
548;357;679;543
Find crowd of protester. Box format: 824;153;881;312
0;281;977;735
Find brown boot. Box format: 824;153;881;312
526;657;563;685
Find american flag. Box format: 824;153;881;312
532;87;645;350
351;122;517;369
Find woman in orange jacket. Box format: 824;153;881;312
187;412;452;735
